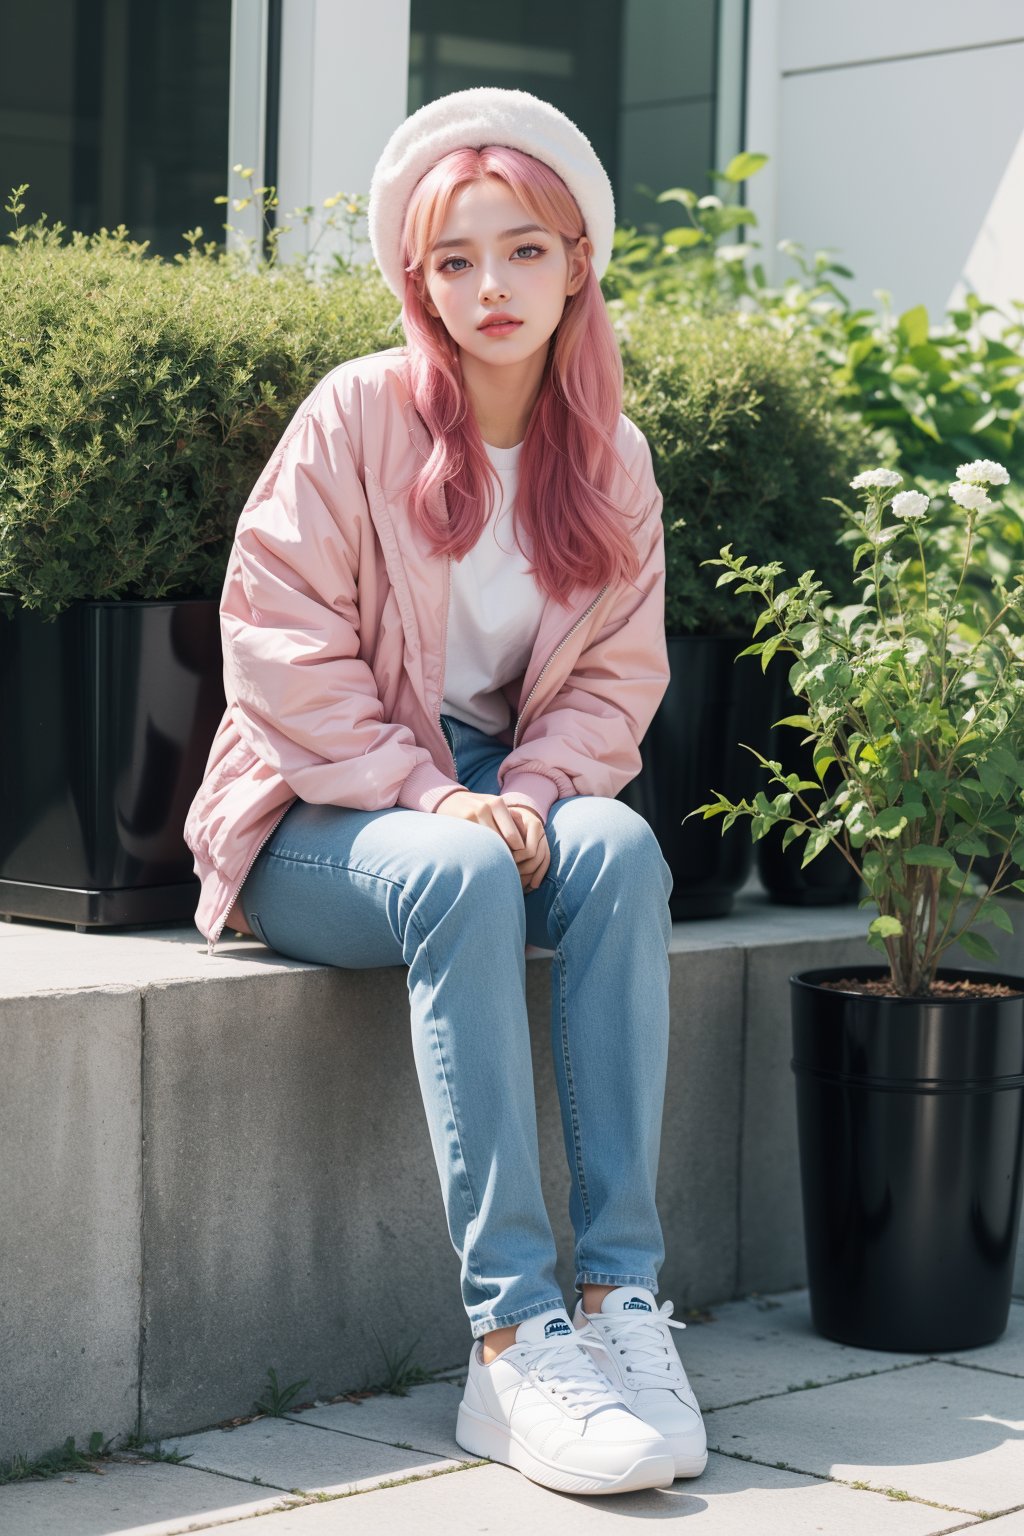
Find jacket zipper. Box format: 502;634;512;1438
512;586;609;750
435;552;458;777
206;802;291;957
210;555;455;957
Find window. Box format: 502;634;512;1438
0;0;231;257
408;0;731;237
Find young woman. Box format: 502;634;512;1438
184;86;707;1498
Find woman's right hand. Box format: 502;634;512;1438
436;790;549;891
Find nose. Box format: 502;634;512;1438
478;259;509;303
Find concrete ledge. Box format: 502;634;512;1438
2;882;1023;1466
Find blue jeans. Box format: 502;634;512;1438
239;713;674;1339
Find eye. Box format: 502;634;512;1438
437;243;546;274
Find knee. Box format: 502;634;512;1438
563;798;671;898
423;818;524;906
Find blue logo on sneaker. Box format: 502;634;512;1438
544;1318;572;1337
623;1297;652;1311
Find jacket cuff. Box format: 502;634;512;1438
499;772;563;827
396;759;467;814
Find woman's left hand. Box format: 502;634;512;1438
504;804;550;892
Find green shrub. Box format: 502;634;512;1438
620;308;880;635
0;214;400;620
2;188;878;639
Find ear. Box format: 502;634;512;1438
567;235;593;297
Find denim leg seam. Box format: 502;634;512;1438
413;910;489;1295
551;885;591;1234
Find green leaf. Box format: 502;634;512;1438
800;826;837;867
955;928;999;961
761;632;784;671
718;151;769;183
977;761;1007;798
846;337;875;370
869;915;903;938
812;745;835;781
902;846;957;869
655;187;698;209
898;304;929;348
874;808;909;839
978;900;1015;935
953;834;990;857
663;227;706;249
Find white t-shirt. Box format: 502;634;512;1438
441;439;547;736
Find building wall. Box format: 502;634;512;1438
744;1;1024;325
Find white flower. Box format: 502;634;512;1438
890;490;930;520
716;243;751;263
850;469;903;490
955;459;1009;486
948;481;995;512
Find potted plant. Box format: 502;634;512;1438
615;300;875;917
0;188;395;929
686;460;1024;1350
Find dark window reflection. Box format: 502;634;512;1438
0;0;231;257
408;0;721;235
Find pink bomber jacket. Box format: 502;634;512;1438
183;346;670;954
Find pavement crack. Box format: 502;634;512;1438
707;1449;998;1520
704;1356;932;1411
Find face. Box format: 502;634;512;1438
420;176;591;367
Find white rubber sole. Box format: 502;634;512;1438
455;1400;677;1496
673;1447;709;1478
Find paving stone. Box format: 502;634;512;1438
707;1360;1024;1516
282;1381;467;1461
137;1412;465;1496
165;1449;979;1533
936;1300;1024;1377
679;1289;926;1409
0;1455;293;1536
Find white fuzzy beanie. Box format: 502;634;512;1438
367;86;615;303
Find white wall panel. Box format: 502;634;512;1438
779;0;1023;75
276;0;410;271
774;41;1024;317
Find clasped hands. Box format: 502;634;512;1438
435;790;550;892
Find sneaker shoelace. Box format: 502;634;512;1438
517;1333;625;1414
584;1301;690;1389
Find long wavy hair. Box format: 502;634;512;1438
399;144;643;606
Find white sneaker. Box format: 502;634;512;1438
572;1287;708;1478
455;1305;677;1495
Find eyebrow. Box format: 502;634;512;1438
431;224;547;252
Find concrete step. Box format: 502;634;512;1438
2;879;1023;1469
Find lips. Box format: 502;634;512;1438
479;317;522;330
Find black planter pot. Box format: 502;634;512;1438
617;634;780;919
790;964;1024;1352
757;669;863;907
0;595;225;929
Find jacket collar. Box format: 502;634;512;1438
391;362;610;715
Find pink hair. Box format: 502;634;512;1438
398;144;643;606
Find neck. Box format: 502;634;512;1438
459;344;547;449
